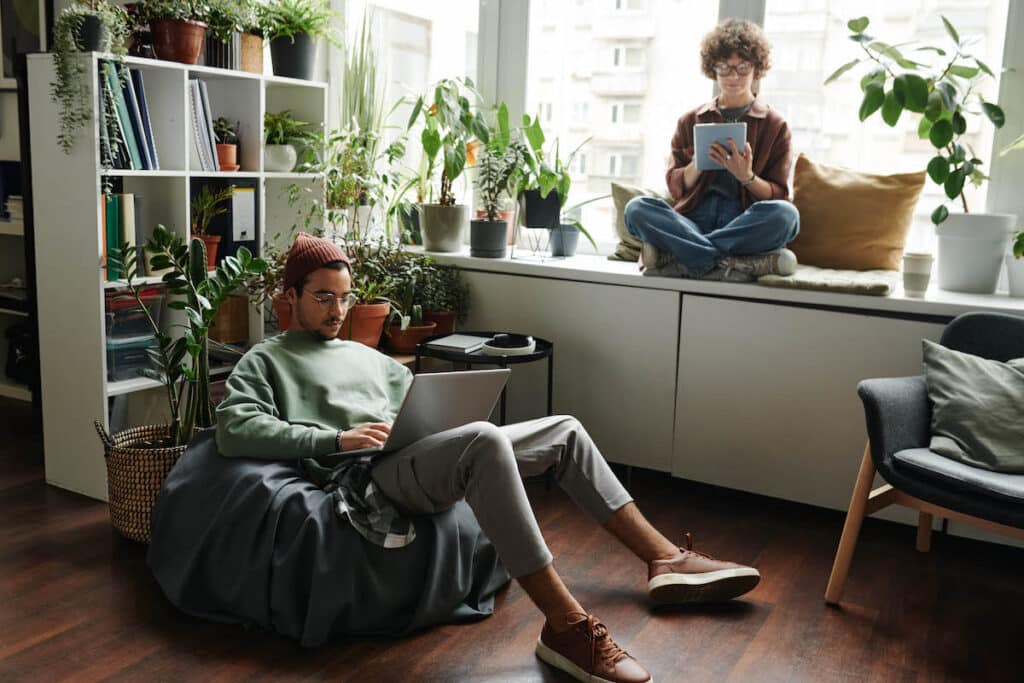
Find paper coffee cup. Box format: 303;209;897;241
902;252;933;297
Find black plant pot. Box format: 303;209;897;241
204;33;236;69
75;15;107;52
522;189;561;229
549;224;581;257
470;219;508;258
270;32;316;80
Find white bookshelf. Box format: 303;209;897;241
28;52;327;500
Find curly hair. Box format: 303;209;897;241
699;18;772;79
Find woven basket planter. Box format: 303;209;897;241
94;422;185;543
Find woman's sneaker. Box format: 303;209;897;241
536;612;652;683
720;248;798;278
648;533;760;604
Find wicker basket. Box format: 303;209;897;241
94;422;185;544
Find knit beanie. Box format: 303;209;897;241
282;232;351;292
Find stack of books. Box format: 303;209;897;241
98;61;159;171
189;79;221;172
101;192;144;281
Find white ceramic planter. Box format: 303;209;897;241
264;144;297;172
418;203;468;252
1006;252;1024;297
935;212;1016;294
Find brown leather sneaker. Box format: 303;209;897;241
536;612;652;683
648;533;760;604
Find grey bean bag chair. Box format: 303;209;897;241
147;429;510;647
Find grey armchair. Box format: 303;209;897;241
825;311;1024;606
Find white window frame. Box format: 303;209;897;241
476;0;1024;254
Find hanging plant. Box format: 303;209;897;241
51;0;130;155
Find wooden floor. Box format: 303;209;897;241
3;399;1024;683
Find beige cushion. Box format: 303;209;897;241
789;154;925;271
609;181;667;262
757;264;899;296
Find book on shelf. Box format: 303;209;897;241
198;80;221;171
122;68;152;170
99;67;130;169
130;69;159;170
424;334;491;353
188;80;216;171
102;61;143;170
104;193;120;280
117;193;137;258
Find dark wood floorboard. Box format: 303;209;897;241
3;398;1023;682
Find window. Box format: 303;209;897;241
525;1;720;249
761;0;1009;251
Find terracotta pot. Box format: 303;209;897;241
216;144;238;170
240;32;264;74
272;293;291;330
150;18;207;65
197;234;220;269
387;322;437;354
423;310;457;335
338;300;391;348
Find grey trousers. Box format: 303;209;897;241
370;415;634;578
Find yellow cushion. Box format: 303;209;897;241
790;154;926;271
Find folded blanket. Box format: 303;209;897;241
758;264;899;296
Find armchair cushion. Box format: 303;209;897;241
893;448;1024;504
923;340;1024;473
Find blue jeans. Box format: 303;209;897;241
625;194;800;275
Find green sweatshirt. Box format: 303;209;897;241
215;330;413;460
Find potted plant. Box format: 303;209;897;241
264;110;309;172
213;117;240;171
518;115;588;230
257;0;340;81
550;196;605;258
141;0;208;65
471;103;526;258
244;238;292;329
237;0;264;74
51;0;130;155
825;15;1015;294
191;184;235;267
385;254;436;354
408;77;489;252
421;263;469;335
340;238;400;347
99;228;265;543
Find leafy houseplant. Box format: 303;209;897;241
420;263;469;334
264;110;310;171
213;116;240;170
471;102;526;258
407;78;489;251
191;185;234;267
141;0;209;64
257;0;340;81
824;15;1015;294
108;226;267;447
51;0;130;154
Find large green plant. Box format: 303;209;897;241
205;0;256;42
824;15;1007;225
475;102;527;222
257;0;340;44
51;0;129;154
339;9;384;155
110;226;267;446
420;263;469;322
191;185;234;235
407;78;489;206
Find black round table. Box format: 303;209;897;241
414;331;554;425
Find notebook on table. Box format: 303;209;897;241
424;334;492;354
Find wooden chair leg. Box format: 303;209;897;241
916;512;933;552
825;443;877;605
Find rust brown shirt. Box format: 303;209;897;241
665;98;793;215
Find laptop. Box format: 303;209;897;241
342;368;511;456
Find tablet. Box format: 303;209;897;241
693;122;747;171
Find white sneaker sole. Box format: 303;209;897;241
648;567;760;604
536;637;653;683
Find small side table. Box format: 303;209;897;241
415;331;554;425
